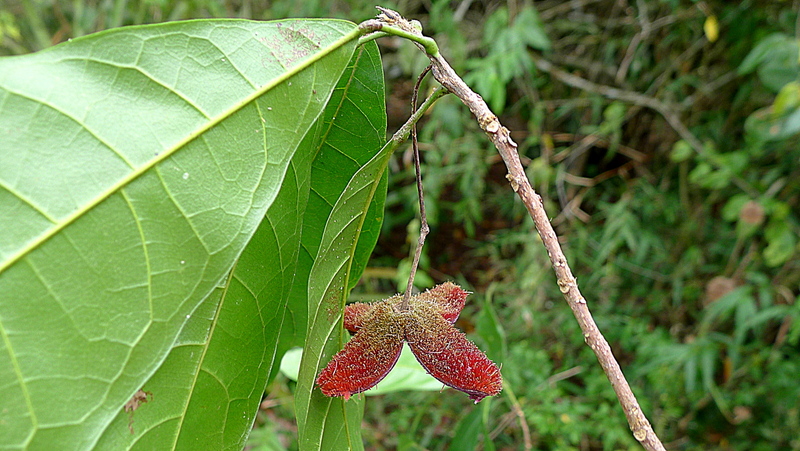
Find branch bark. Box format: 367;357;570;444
361;8;666;451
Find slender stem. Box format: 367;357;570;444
401;65;433;310
358;7;440;57
357;31;388;47
386;87;448;151
501;385;532;450
361;9;666;451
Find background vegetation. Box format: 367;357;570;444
4;0;799;449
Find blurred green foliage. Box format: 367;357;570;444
5;0;800;449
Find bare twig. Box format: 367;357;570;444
616;0;651;84
361;8;666;451
501;386;533;450
531;55;758;198
535;55;697;153
401;65;433;310
539;0;603;21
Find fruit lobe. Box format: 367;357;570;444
317;302;404;399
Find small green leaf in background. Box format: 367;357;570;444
245;423;289;451
744;81;800;143
450;400;496;450
764;220;796;267
738;33;800;93
465;4;550;113
670;139;694;163
0;18;363;450
476;286;508;363
450;406;483;449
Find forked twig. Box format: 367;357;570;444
400;65;433;310
360;8;666;451
530;55;756;197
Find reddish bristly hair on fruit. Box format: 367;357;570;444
316;283;502;402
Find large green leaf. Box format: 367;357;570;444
287;42;388;350
93;129;319;450
0;19;363;449
295;118;394;451
90;40;387;450
290;42;388;451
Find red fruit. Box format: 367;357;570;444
343;301;377;333
413;281;468;324
317;302;403;399
317;283;502;403
405;301;502;403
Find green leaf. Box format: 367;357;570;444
303;42;388;294
700;286;753;331
96;35;386;450
291;41;389;451
294;139;392;450
739;33;800;92
450;406;483;449
669;139;693;163
282;42;388;356
721;194;749;222
366;346;444;395
245;422;289;451
764;220;797;267
772;81;800;116
738;33;790;75
745;86;800;142
515;6;551;52
0;18;361;449
95;130;321;450
475;288;507;363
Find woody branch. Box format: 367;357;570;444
360;8;666;451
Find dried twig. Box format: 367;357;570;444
401;65;433;310
616;0;651;84
531;55;757;198
360;8;666;451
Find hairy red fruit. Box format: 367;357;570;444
412;281;468;324
343;301;376;332
316;283;502;403
405;303;502;403
317;302;403;399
